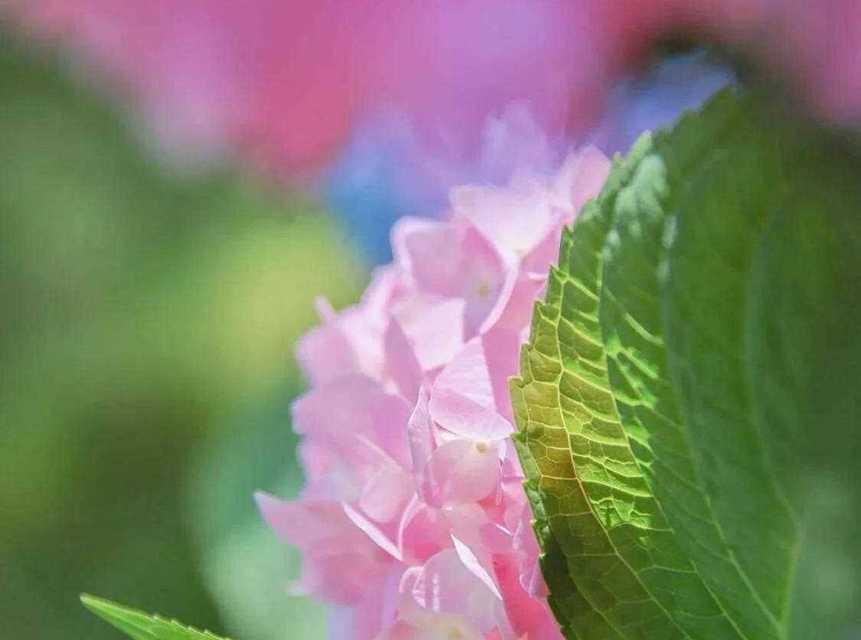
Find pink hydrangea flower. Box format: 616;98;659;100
256;146;611;639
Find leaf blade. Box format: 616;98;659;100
81;595;232;640
513;88;861;639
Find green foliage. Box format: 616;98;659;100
186;390;327;640
0;31;360;640
82;596;231;640
511;89;861;639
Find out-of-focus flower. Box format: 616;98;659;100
9;1;857;268
8;1;603;176
9;1;859;178
325;50;736;264
257;145;611;639
324;104;568;264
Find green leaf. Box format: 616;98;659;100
81;595;232;640
511;89;861;639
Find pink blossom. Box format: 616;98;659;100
257;145;611;639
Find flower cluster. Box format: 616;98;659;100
257;147;610;639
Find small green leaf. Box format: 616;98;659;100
81;595;233;640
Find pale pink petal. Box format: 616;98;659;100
298;437;362;501
297;438;337;487
344;502;403;561
441;503;491;551
480;270;546;335
384;318;423;402
378;615;485;640
302;431;410;503
481;329;523;422
359;463;415;524
428;386;513;441
335;306;388;380
410;549;507;635
429;339;514;441
420;439;500;507
303;268;406;385
255;494;393;604
293;375;412;466
297;286;394;385
398;500;451;564
458;227;507;336
296;313;359;386
451;534;502;599
451;177;555;261
327;566;403;640
432;338;494;409
393;216;506;336
393;295;465;372
500;440;526;481
512;513;549;599
555;145;611;216
406;387;435;476
492;553;562;640
362;265;406;317
255;492;303;542
480;522;514;554
521;221;565;276
392;217;460;293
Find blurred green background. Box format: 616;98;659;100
0;30;364;640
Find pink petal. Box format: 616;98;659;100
481;329;523;422
293;375;411;466
392;217;460;293
255;492;302;542
296;311;358;386
441;503;491;551
433;338;494;408
480;522;514;554
520;221;564;276
492;553;562;640
459;227;507;336
398;499;451;564
407;386;435;476
451;534;502;599
343;502;403;561
429;339;513;441
359;462;414;524
420;439;500;507
384;318;423;402
255;494;393;605
379;616;485;640
410;549;506;635
393;217;506;337
326;565;404;640
450;177;555;262
555;144;612;216
393;295;465;372
480;270;546;335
